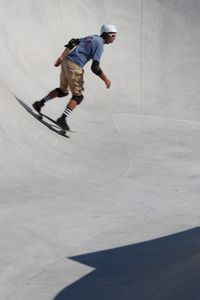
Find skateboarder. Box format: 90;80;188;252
32;24;117;131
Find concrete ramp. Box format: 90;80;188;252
1;1;200;299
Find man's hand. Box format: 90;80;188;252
99;72;111;89
54;58;62;67
54;47;71;67
104;78;111;89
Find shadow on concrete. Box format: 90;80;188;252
54;227;200;300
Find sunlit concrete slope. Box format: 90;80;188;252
0;1;200;299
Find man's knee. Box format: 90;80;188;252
71;94;84;105
56;88;69;98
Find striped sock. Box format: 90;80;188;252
42;95;52;103
63;107;72;119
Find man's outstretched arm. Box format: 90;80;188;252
91;60;111;88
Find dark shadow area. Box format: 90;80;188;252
54;227;200;300
15;97;69;138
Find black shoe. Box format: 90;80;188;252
56;117;70;131
32;101;44;113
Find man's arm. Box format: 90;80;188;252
99;72;111;89
54;48;70;67
54;38;80;67
91;60;111;88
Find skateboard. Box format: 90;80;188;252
35;112;67;136
16;98;69;138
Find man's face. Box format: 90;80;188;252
105;32;117;44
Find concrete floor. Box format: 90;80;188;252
1;1;200;299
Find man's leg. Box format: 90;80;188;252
56;95;84;131
56;58;84;130
32;88;69;113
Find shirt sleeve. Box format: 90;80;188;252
91;39;103;62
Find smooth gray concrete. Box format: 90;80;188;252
1;1;200;299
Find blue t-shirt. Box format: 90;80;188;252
67;35;104;68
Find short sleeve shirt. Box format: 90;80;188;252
67;35;104;68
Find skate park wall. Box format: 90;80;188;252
1;1;200;300
1;0;200;119
0;0;200;195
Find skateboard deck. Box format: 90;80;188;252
16;98;69;138
35;112;67;136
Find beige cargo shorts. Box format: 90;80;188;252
60;58;84;96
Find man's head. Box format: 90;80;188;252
100;24;117;44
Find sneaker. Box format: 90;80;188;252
32;101;44;113
56;117;70;131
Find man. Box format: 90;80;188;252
32;24;117;131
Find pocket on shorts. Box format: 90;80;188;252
71;70;84;95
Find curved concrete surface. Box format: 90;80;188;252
1;1;200;299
